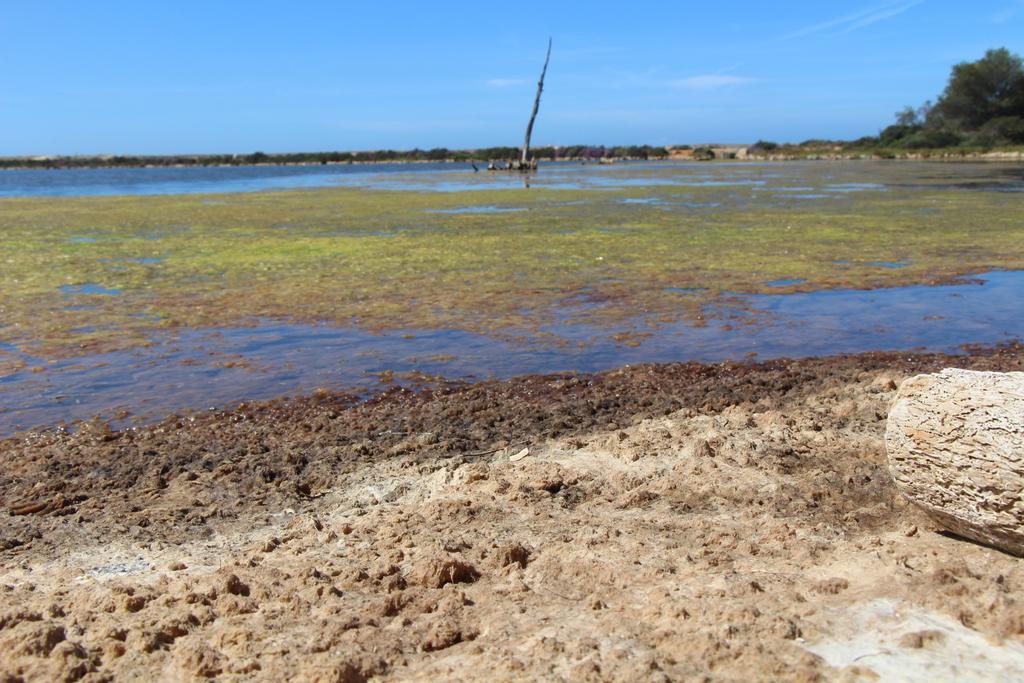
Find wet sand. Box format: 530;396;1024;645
3;344;1024;680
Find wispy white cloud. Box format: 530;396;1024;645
566;67;753;91
784;1;924;40
669;74;754;89
839;1;925;32
485;78;527;88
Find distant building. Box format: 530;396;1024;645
709;146;749;160
667;145;750;161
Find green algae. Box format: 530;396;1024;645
1;161;1023;357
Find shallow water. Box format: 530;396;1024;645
426;206;528;214
59;284;123;296
0;162;459;197
4;159;1023;198
3;160;1024;436
2;271;1022;436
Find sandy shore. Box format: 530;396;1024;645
2;345;1024;681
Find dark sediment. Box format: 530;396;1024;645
3;343;1022;558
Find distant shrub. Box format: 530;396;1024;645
692;146;715;161
974;116;1024;145
898;129;963;149
846;136;880;149
878;124;920;146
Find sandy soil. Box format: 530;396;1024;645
2;345;1024;681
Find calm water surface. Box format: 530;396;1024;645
1;271;1022;436
4;159;1023;197
0;162;460;197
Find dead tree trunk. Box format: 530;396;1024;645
518;38;552;171
886;368;1024;555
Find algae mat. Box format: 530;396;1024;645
1;160;1022;360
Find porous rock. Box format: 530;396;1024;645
886;368;1024;555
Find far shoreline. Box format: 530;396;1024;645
2;147;1023;172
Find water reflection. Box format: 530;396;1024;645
3;159;1023;198
2;270;1022;436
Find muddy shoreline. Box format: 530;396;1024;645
3;344;1024;680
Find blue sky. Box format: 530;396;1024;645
1;1;1023;155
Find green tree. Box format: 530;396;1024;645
928;48;1024;131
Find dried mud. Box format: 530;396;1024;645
3;344;1024;681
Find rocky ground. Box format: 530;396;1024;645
2;345;1024;681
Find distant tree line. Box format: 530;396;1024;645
0;144;670;169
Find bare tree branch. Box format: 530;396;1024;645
520;38;552;170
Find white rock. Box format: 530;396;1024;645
886;368;1024;555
